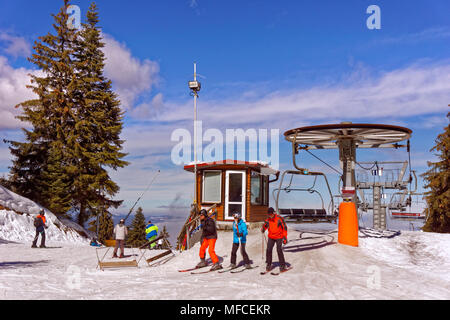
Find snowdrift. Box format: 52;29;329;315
0;185;90;244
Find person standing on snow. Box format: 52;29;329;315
32;209;48;248
261;207;288;272
145;220;159;249
196;209;222;271
113;219;128;258
229;212;251;269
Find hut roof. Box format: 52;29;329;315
183;159;278;175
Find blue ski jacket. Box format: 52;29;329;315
232;219;248;244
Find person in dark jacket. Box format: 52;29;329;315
229;212;251;269
196;209;222;271
32;209;48;248
261;207;288;272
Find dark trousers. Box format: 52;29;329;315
231;242;250;265
113;240;125;256
266;238;285;267
32;230;45;247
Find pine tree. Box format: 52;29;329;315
421;110;450;233
160;225;172;249
5;0;77;210
5;1;128;225
126;207;147;247
97;209;114;243
69;2;128;226
40;141;72;216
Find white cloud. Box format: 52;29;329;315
129;93;164;120
418;114;449;129
102;33;160;110
0;56;39;130
377;27;450;45
155;62;450;131
0;32;31;58
0;32;162;130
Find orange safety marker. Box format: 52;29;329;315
338;201;359;247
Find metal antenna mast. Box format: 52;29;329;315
188;63;201;205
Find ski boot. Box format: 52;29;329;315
245;263;252;269
196;258;207;268
112;253;118;258
210;263;223;271
228;263;237;269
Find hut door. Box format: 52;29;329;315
225;171;246;221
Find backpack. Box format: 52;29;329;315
33;216;42;228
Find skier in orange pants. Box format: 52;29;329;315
196;209;222;271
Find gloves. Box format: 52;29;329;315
282;237;287;245
260;227;265;233
237;232;243;237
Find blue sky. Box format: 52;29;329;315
0;0;449;217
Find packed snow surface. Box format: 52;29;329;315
0;224;449;300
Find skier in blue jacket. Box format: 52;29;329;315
229;212;252;269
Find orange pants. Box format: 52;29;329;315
199;238;218;264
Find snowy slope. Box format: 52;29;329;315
0;185;90;244
0;226;449;300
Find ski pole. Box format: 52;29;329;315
261;231;264;261
124;169;161;222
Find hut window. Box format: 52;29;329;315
262;175;268;206
202;171;222;203
251;172;262;205
251;173;269;205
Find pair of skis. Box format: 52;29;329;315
218;265;259;274
178;264;258;274
178;264;218;274
260;266;293;276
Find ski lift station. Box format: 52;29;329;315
180;65;425;250
183;160;279;226
180;121;425;249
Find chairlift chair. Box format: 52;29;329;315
274;169;338;223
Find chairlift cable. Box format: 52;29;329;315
305;149;341;175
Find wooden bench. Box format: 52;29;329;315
145;249;173;265
96;235;174;270
98;260;139;271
